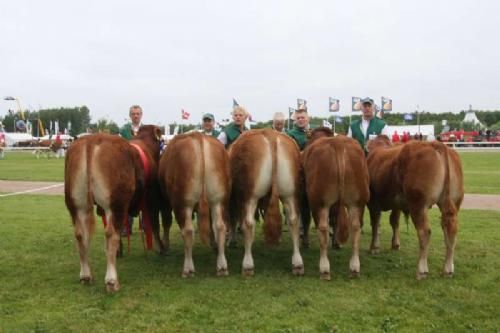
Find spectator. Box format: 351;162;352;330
272;112;286;133
201;113;220;138
392;131;400;143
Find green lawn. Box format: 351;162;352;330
459;152;500;194
1;195;499;332
0;151;64;182
1;151;500;194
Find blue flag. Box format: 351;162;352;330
404;114;413;121
335;115;343;123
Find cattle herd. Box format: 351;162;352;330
64;125;464;292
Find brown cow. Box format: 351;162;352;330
64;125;162;292
229;129;304;276
366;136;464;279
302;134;370;279
158;132;230;277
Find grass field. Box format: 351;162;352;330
1;151;500;194
1;195;500;332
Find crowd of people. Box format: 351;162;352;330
119;97;393;154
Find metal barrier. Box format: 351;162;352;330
442;141;500;151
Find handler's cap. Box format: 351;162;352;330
202;113;215;121
361;97;374;106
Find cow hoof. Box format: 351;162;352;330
181;270;195;278
391;244;400;250
349;270;360;279
79;276;93;284
217;268;229;277
292;265;305;276
320;272;331;281
242;268;254;277
105;280;120;293
369;247;380;255
443;271;454;278
416;271;429;280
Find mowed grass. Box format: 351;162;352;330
1;151;500;194
1;195;500;332
459;152;500;194
0;151;64;182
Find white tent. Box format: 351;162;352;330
463;110;483;126
386;125;434;136
3;133;34;146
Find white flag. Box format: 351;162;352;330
323;119;332;129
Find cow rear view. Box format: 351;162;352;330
367;137;464;279
302;135;370;280
64;126;161;292
229;129;304;276
159;132;230;277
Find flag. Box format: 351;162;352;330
375;104;383;119
181;109;190;120
329;98;340;112
335;115;343;123
404;114;413;121
322;119;332;129
8;109;14;115
288;107;295;116
297;98;307;109
381;96;392;111
3;96;15;101
233;98;239;109
352;97;362;111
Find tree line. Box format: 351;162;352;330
1;107;500;136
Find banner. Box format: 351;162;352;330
381;96;392;111
352;97;362;112
322;119;332;129
329;98;339;112
404;114;413;121
297;98;307;110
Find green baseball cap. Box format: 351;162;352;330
202;113;215;121
361;97;374;106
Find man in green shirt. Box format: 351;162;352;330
120;105;143;141
286;107;309;151
217;106;249;148
201;113;220;138
348;97;389;152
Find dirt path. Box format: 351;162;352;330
1;180;499;211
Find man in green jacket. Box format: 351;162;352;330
201;113;220;138
217;106;249;148
348;97;389;152
120;105;143;141
286;107;309;151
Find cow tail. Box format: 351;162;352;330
198;135;211;245
85;142;95;235
434;142;457;235
333;143;349;245
263;133;282;245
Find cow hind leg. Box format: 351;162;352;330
390;209;401;250
439;203;458;277
410;207;431;280
314;207;330;280
242;199;258;276
283;196;304;276
178;207;195;277
369;208;382;254
348;206;362;278
73;209;94;284
211;204;228;276
104;210;124;292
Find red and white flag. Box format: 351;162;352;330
181;109;190;120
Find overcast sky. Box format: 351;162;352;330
1;0;499;125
